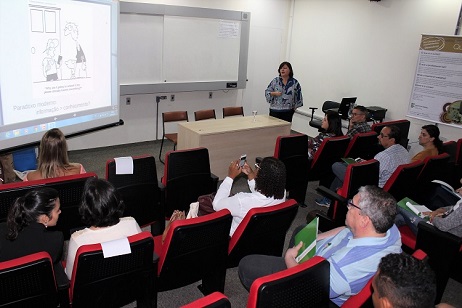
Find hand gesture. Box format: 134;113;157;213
227;159;242;179
284;241;303;268
242;162;257;180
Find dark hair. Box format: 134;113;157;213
375;253;436;308
6;188;59;240
79;178;125;228
353;105;368;114
421;124;443;153
386;125;401;145
324;110;343;136
278;62;294;78
358;185;397;233
255;157;286;199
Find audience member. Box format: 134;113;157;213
411;124;442;162
308;110;343;158
396;179;462;236
265;61;303;122
213;156;286;236
0;153;16;183
239;186;401;306
65;178;141;279
24;128;85;181
346;105;371;138
372;253;436;308
0;188;63;268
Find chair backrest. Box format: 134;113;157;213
274;134;309;204
456;138;462;166
309;135;351;187
162;110;188;134
309;101;340;129
371;119;410;149
106;155;163;234
327;159;379;227
341;249;427;308
412;153;451;205
0;172;97;240
162;147;218;217
228;199;298;268
382;160;425;202
223;106;244;118
247;256;330;308
344;131;379;160
181;292;231;308
0;251;58;307
195;109;216;121
322;100;340;112
155;209;232;293
69;231;155;308
442;140;457;164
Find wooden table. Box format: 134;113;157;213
177;115;291;179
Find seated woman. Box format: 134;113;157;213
212;157;286;236
65;178;141;279
308;110;342;158
24;128;85;181
0;187;63;269
396;179;462;237
411;124;442;162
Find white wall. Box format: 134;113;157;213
68;0;291;150
69;0;462;156
289;0;462;156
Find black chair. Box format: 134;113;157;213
247;256;330;308
382;160;425;203
331;97;357;120
0;173;97;240
0;251;66;308
343;131;379;160
309;100;340;130
154;210;232;295
161;147;218;218
69;232;156;308
106;155;164;235
228;199;298;268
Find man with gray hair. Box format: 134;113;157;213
238;186;402;306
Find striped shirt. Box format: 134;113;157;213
316;225;402;306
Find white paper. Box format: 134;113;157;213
114;157;134;175
101;237;131;258
406;202;431;218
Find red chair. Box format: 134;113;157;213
341;249;428;308
181;292;231;308
154;210;232;295
228;199;298;268
273;134;309;204
382;160;424;203
0;172;97;240
344;131;379;161
162;147;218;218
247;256;330;308
68;231;155;308
106;155;164;235
314;159;379;231
371;119;410;149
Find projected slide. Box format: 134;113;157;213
0;0;119;150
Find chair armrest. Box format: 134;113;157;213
306;210;338;232
309;107;318;121
211;173;219;189
315;186;347;204
54;264;70;308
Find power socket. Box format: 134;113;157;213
209;92;213;99
126;97;131;105
170;94;175;102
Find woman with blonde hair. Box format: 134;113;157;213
24;128;85;181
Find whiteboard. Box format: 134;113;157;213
119;2;250;95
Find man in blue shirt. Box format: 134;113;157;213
238;185;402;306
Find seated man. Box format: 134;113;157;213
238;185;402;306
372;253;436;308
346;105;371;138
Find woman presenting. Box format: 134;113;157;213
265;61;303;122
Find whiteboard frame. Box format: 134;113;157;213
119;2;250;95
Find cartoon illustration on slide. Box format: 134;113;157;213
64;22;87;78
440;100;462;125
42;39;62;81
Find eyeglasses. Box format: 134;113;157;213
347;199;361;211
379;133;389;138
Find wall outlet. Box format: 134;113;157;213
209;92;213;99
170;94;175;102
126;97;131;105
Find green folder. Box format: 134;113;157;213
397;197;429;221
341;158;357;164
294;217;319;263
